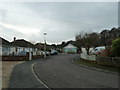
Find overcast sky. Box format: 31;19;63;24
0;1;118;44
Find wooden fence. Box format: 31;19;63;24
96;56;120;67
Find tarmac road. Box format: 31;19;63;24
33;54;119;88
8;58;48;88
8;54;119;89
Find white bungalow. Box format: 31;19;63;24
11;38;38;56
0;37;38;56
63;44;77;54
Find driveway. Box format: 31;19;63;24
34;54;119;88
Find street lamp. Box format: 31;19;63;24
44;32;47;58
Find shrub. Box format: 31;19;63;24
105;46;112;57
112;38;120;57
99;46;112;57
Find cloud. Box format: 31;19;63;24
0;2;118;44
0;22;41;35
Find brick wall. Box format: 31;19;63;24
2;52;44;61
32;55;44;59
2;55;28;61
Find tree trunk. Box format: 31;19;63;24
86;48;90;55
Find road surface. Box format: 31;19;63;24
8;58;47;88
34;54;119;88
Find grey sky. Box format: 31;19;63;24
0;2;118;44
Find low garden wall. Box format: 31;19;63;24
96;56;120;68
2;52;44;61
32;55;44;59
2;55;28;61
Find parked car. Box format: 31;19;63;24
40;51;46;55
46;51;50;56
90;46;105;55
50;49;58;55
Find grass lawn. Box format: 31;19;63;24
74;58;120;73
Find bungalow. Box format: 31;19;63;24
11;38;38;56
63;44;77;54
0;37;38;56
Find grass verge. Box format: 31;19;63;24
74;58;119;73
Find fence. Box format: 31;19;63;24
80;53;96;61
80;53;120;67
96;56;120;67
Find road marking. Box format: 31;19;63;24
31;62;51;89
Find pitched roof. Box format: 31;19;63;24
64;44;77;49
35;43;44;49
0;37;11;46
11;39;35;48
35;43;55;50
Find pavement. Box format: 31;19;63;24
8;58;49;88
2;61;24;88
33;54;119;88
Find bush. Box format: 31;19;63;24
112;38;120;57
99;46;112;57
105;46;112;57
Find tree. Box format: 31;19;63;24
112;38;120;57
60;41;66;48
75;32;100;54
100;27;120;46
29;40;36;45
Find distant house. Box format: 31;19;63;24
35;43;55;51
11;39;38;55
35;43;44;50
63;44;77;54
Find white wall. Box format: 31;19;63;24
1;45;39;56
82;47;94;54
2;45;10;55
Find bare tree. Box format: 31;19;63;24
75;32;100;54
29;40;36;45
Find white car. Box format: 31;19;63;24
46;51;50;56
50;49;58;55
91;46;105;55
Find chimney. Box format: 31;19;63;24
14;37;16;41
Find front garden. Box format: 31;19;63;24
74;38;120;73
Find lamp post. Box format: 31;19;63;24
44;32;47;58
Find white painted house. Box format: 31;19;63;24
63;44;77;54
11;39;38;56
0;37;38;56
